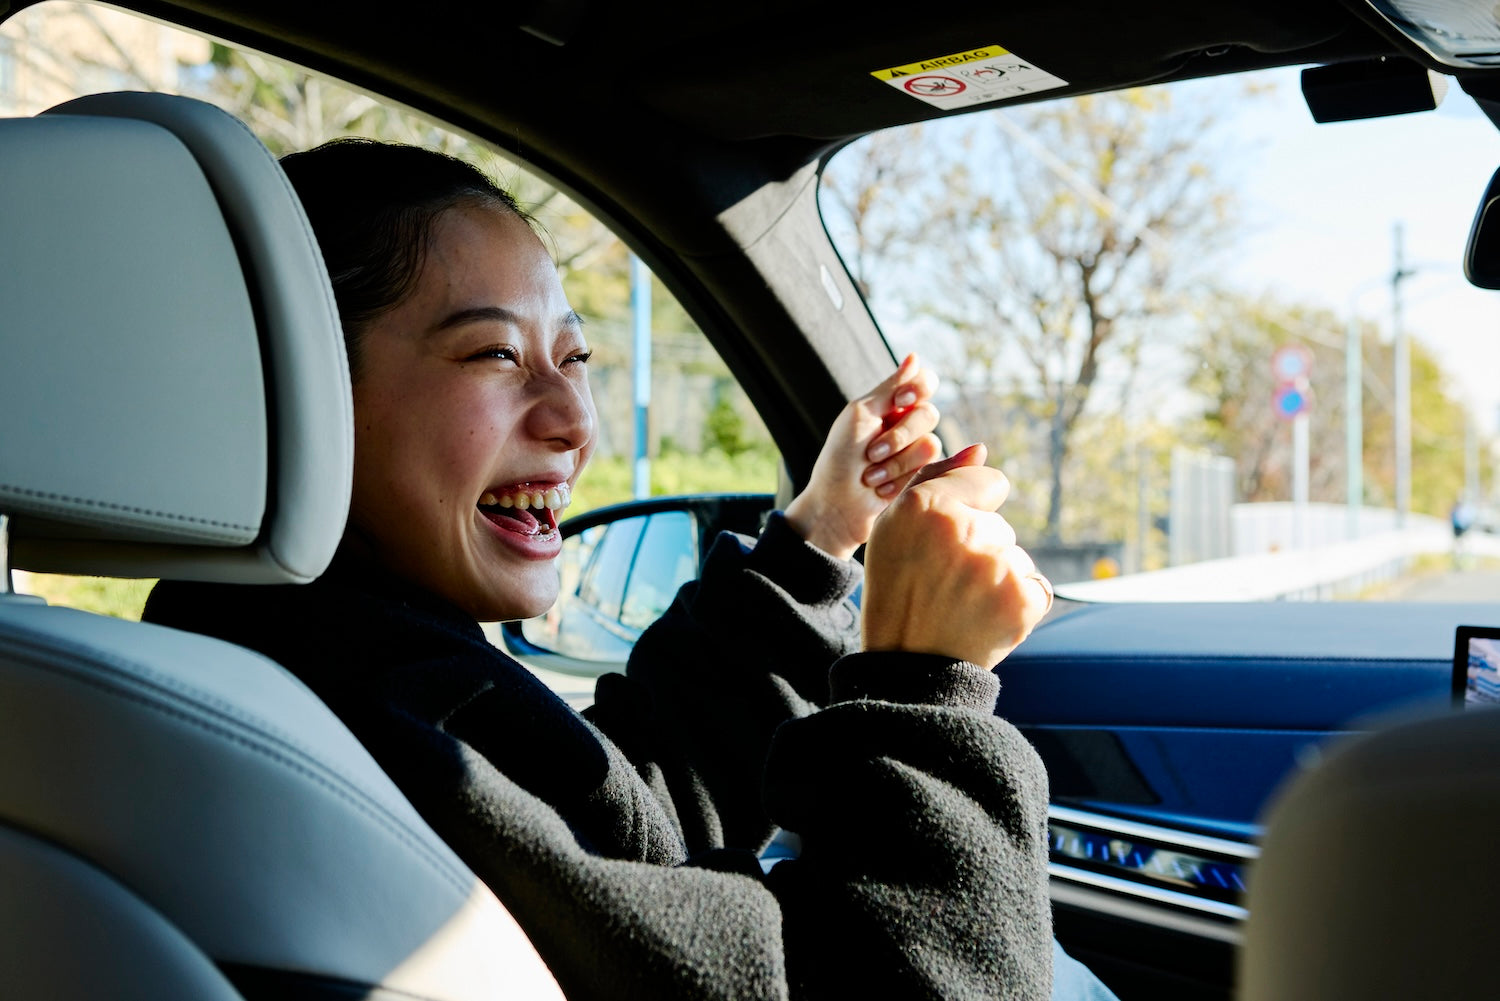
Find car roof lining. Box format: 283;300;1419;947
119;0;1405;135
30;0;1483;249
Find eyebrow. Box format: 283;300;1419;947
433;306;584;333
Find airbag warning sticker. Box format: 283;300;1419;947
871;45;1067;109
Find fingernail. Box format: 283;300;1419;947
894;389;917;408
951;443;986;465
868;441;891;461
876;482;899;497
866;466;890;485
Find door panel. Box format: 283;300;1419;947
1005;600;1485;998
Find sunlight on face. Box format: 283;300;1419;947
345;201;597;621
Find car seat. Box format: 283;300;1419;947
0;91;562;1000
1239;704;1500;1000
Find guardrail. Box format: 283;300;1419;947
1055;523;1500;603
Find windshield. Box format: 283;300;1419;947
820;68;1500;601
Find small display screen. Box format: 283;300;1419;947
1453;626;1500;707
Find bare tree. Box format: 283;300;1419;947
821;86;1241;542
819;126;934;302
928;89;1236;542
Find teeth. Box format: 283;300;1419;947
480;482;573;511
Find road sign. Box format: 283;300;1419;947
1271;344;1312;382
1275;384;1308;419
1272;344;1312;420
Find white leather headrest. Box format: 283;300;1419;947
0;93;351;584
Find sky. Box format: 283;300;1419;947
1218;66;1500;432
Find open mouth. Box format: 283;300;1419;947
477;482;571;537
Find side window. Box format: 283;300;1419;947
576;518;647;621
3;0;778;620
520;509;702;667
619;511;697;632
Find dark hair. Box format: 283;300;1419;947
279;138;526;373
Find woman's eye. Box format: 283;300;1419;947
467;345;518;363
564;350;593;367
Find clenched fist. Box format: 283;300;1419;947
861;444;1052;669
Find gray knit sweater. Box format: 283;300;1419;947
143;513;1053;1001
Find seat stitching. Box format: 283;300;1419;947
0;639;474;899
0;484;256;533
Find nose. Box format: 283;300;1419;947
525;369;595;452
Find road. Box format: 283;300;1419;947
1377;563;1500;602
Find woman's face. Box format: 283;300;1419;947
347;200;596;621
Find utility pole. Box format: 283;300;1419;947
1293;412;1309;548
1466;413;1480;505
1345;310;1363;539
1272;344;1313;547
1392;223;1414;529
630;253;652;500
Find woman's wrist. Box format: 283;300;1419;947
830;650;1000;712
782;493;859;561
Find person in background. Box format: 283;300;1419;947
1452;497;1476;568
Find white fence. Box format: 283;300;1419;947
1230;502;1420;557
1170;448;1235;565
1058;504;1480;602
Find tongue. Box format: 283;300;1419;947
483;505;542;534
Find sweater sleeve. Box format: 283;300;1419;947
764;652;1053;999
586;512;863;854
425;650;1053;1001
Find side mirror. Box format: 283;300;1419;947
497;494;773;679
1466;166;1500;289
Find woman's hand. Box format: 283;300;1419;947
782;354;941;560
861;444;1052;668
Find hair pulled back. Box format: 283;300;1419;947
279;139;525;373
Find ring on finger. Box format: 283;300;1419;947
1025;571;1054;613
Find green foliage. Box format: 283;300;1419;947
1186;293;1356;503
704;397;752;456
1404;343;1476;517
571;449;778;515
1059;414;1177;565
22;574;154;620
1183;289;1482;518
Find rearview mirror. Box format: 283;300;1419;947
1300;58;1447;123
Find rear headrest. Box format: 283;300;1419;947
0;92;351;584
1242;706;1500;1000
